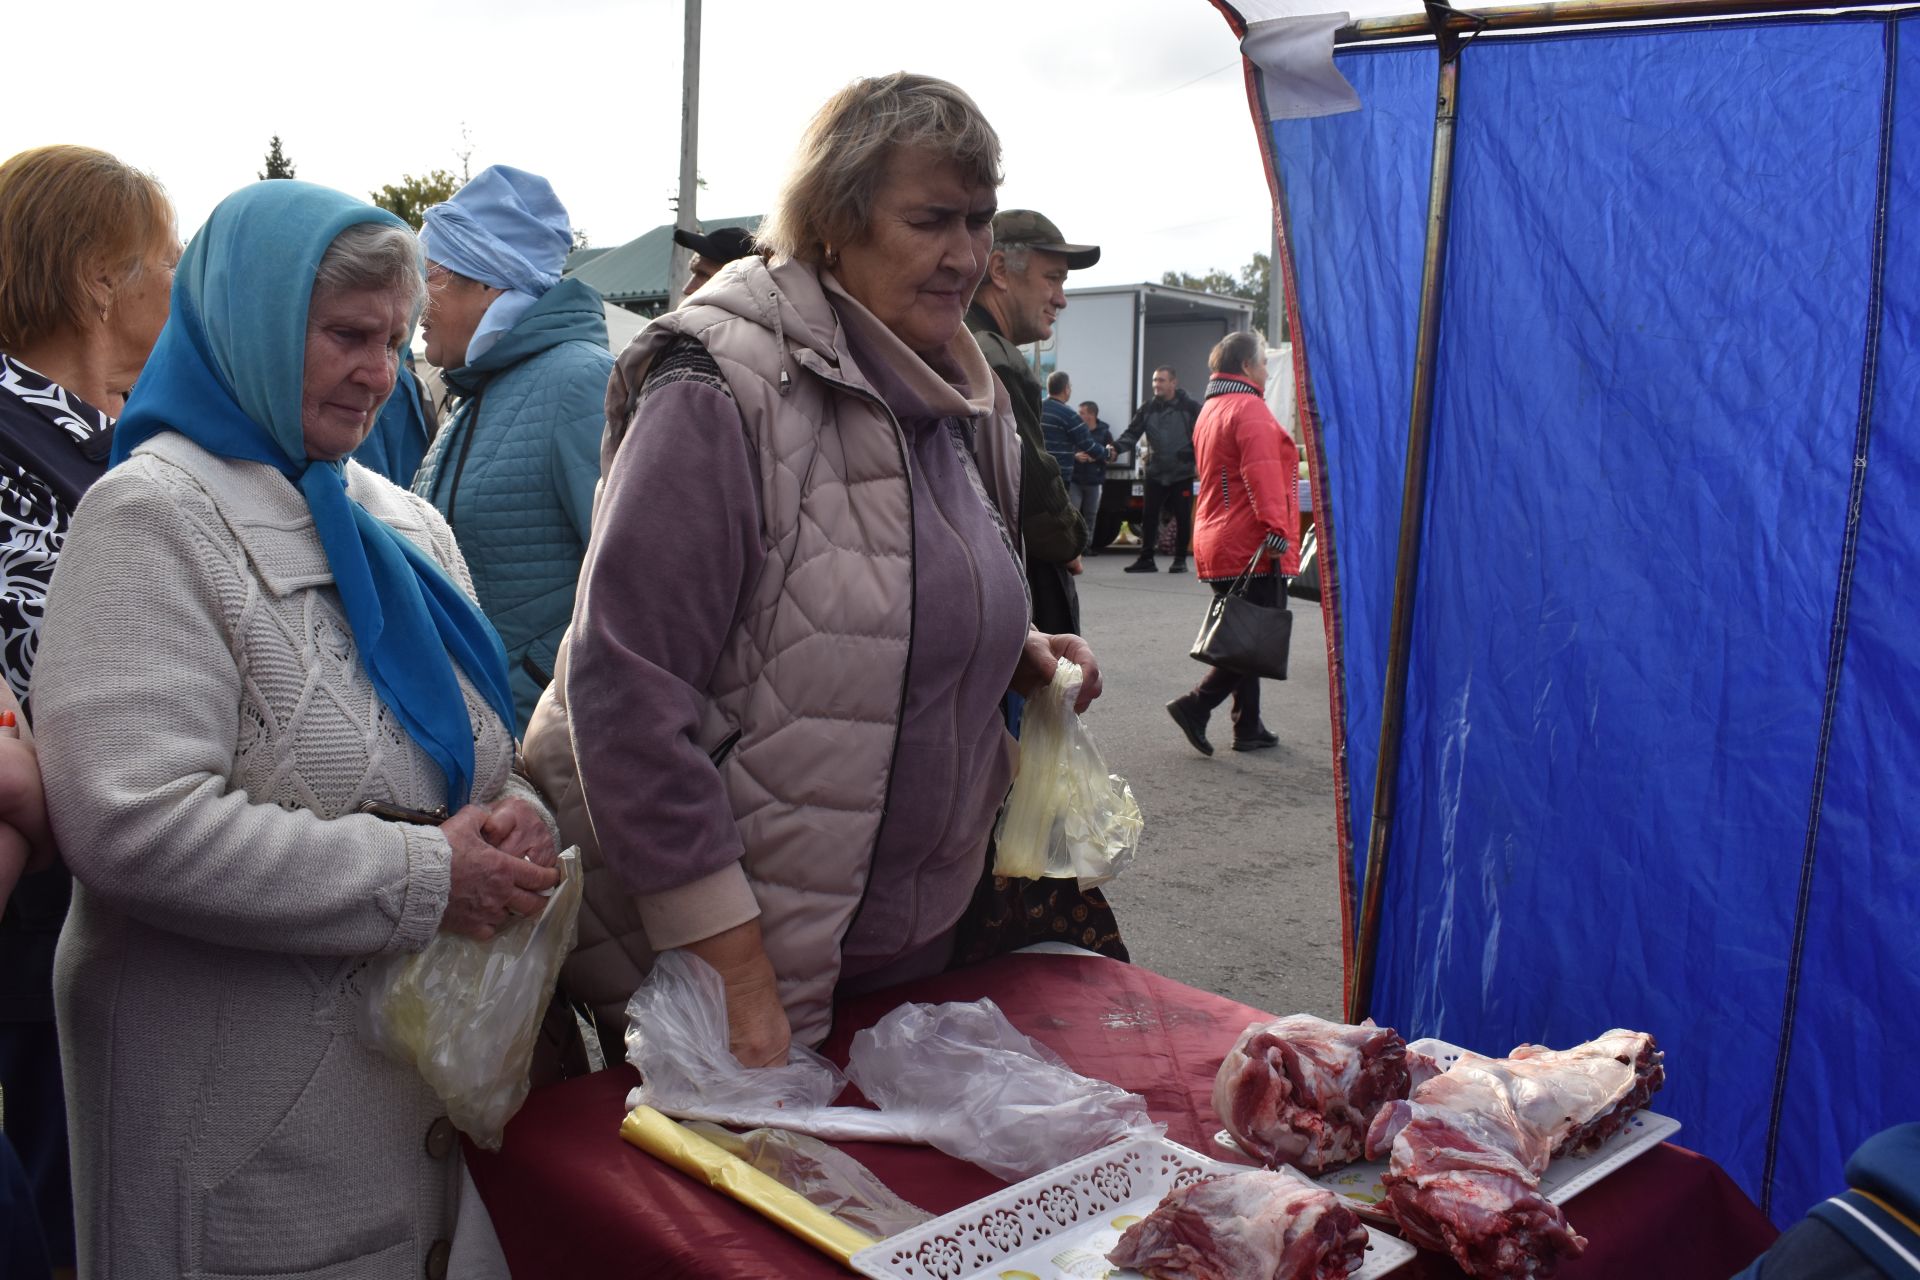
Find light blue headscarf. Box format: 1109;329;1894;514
113;180;516;809
418;165;573;367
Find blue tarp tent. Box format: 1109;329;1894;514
1212;0;1919;1224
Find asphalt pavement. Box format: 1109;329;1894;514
1067;546;1346;1022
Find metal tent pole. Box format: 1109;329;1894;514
1338;0;1919;43
1346;19;1465;1026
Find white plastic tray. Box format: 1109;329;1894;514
850;1135;1417;1280
1213;1039;1681;1226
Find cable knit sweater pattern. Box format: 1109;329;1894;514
32;432;542;1280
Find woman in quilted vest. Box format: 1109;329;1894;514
532;73;1105;1068
32;182;561;1279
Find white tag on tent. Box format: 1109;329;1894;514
1243;13;1364;119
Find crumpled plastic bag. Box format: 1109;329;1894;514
683;1121;932;1239
994;658;1143;886
624;950;909;1140
625;951;1161;1178
844;998;1164;1182
362;848;582;1150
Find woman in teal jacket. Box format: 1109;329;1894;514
413;166;612;730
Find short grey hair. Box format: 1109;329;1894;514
1046;370;1071;397
994;243;1031;277
1209;330;1266;376
313;221;426;324
758;72;1003;265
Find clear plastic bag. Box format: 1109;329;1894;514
994;658;1143;886
622;949;896;1137
683;1121;932;1239
843;997;1164;1182
362;848;583;1150
625;952;1162;1178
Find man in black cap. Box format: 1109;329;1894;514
966;209;1100;635
673;224;759;300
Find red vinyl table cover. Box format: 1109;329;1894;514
466;952;1777;1278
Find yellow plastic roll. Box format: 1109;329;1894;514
619;1105;877;1267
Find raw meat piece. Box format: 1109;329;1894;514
1213;1014;1410;1172
1507;1029;1665;1156
1366;1066;1586;1275
1107;1169;1369;1279
1365;1031;1666;1277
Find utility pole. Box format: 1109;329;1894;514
668;0;702;311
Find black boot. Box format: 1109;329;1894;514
1124;556;1158;574
1166;697;1214;756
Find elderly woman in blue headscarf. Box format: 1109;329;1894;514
411;165;611;731
30;181;561;1279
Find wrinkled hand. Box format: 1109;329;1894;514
481;794;559;868
440;804;563;940
1011;630;1104;713
683;920;791;1067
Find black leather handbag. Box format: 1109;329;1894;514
1191;548;1293;680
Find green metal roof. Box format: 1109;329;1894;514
564;214;762;307
563;245;611;272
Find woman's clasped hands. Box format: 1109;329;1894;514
439;795;562;940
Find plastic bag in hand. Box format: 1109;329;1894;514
684;1121;932;1239
361;848;582;1150
625;950;920;1141
993;658;1143;886
844;998;1164;1182
626;949;845;1119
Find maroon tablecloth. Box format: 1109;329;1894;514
466;953;1776;1278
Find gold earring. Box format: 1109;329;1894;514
823;245;839;267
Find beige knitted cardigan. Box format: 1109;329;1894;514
33;433;547;1280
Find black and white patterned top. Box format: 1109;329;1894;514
0;352;114;703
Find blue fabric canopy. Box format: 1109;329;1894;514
1253;10;1919;1224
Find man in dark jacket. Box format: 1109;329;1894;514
966;209;1100;634
1115;365;1204;573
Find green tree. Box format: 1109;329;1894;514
1162;251;1279;342
370;170;463;231
258;136;297;181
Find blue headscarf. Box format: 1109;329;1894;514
113;180;515;809
419;165;573;366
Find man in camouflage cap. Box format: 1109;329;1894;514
967;210;1101;635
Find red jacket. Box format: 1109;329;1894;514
1192;373;1301;580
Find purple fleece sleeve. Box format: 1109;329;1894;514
567;376;766;903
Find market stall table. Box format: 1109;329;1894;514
467;952;1776;1278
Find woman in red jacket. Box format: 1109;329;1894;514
1166;331;1301;754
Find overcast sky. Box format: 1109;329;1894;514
6;0;1275;290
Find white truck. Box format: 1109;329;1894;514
1029;282;1256;548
